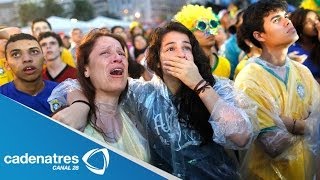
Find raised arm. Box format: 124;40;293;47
163;56;257;149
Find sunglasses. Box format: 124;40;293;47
193;19;219;35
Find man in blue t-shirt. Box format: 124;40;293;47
0;33;62;116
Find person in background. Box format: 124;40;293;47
288;8;320;83
31;18;75;68
60;34;71;49
0;27;20;86
221;10;244;79
174;4;231;79
129;21;145;37
69;28;83;63
234;0;320;179
234;24;262;79
38;32;77;83
131;34;148;63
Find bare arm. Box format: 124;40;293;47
0;27;21;39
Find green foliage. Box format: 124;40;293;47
72;0;94;21
42;0;64;17
18;2;41;26
18;0;64;26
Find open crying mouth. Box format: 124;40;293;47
110;68;124;75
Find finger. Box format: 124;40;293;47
163;64;183;74
163;60;185;69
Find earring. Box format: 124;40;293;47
84;72;89;77
249;44;253;48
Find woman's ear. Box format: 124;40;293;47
244;39;253;48
84;66;90;78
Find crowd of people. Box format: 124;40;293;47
0;0;320;179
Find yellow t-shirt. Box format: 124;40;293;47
234;55;249;80
235;59;319;180
211;55;231;78
0;58;13;86
61;48;76;68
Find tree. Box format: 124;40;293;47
18;2;41;26
42;0;64;18
72;0;94;21
18;0;65;26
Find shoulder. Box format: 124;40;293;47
0;82;13;92
44;80;59;90
290;59;313;75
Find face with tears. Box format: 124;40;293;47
84;35;128;98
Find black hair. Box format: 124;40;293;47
38;31;63;47
5;33;39;59
240;0;288;48
290;8;320;66
147;21;216;143
31;18;52;32
111;26;124;33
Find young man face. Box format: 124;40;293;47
6;39;44;82
39;36;62;62
32;21;51;39
71;29;83;45
255;10;299;48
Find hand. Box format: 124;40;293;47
51;103;89;131
162;56;203;89
288;51;307;63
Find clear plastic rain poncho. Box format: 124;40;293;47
235;57;320;180
48;76;258;179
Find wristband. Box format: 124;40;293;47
71;100;91;110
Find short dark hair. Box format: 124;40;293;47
5;33;39;59
111;26;124;33
31;18;52;32
240;0;288;48
38;31;63;47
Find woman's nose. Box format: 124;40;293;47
176;48;186;58
112;54;124;63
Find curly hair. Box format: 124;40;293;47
76;29;128;130
147;21;216;143
241;0;288;49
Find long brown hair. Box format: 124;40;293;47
147;21;216;143
290;8;320;66
76;29;128;123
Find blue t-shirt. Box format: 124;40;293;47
0;80;58;116
224;34;241;79
288;43;320;79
